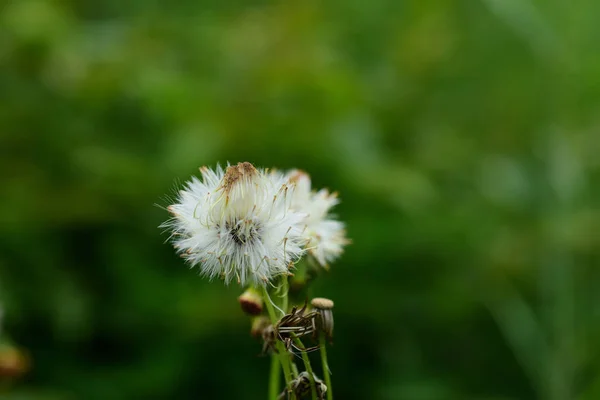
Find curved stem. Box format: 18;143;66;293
263;286;294;395
276;345;294;398
292;336;317;400
319;334;332;400
263;286;278;322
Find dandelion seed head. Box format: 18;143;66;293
163;162;307;286
287;170;348;267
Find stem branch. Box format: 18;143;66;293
263;286;294;398
292;336;317;400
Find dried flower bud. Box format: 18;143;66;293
279;371;327;400
0;345;29;379
274;304;320;352
238;287;263;316
261;324;276;355
250;316;270;338
311;297;334;339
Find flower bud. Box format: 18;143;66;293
310;298;334;310
0;345;29;379
311;297;334;339
284;371;327;399
250;316;270;338
238;287;263;316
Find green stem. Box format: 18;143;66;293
277;344;295;398
292;336;317;400
291;360;299;378
269;352;280;400
282;275;289;315
319;334;333;400
263;286;294;396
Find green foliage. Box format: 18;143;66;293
1;0;599;399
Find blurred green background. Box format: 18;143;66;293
0;0;599;399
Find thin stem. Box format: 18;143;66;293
263;285;278;322
319;334;333;400
291;360;299;378
269;353;281;400
292;336;317;400
263;286;294;397
281;275;289;315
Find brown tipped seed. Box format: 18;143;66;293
238;161;256;175
238;288;263;316
222;162;257;192
287;169;310;184
311;297;334;310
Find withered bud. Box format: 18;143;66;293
279;371;327;400
238;287;264;316
261;324;277;355
311;297;334;339
250;316;270;338
0;345;29;379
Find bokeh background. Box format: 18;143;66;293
1;0;599;399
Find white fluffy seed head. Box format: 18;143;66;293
287;170;348;268
163;162;307;286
